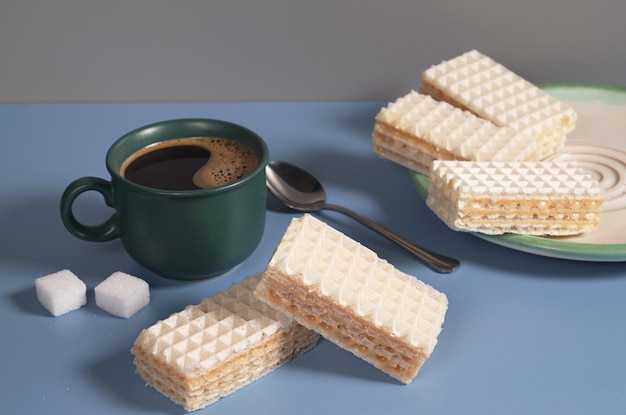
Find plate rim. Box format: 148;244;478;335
538;81;626;94
410;82;626;262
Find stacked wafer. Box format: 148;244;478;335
131;273;320;412
372;50;579;175
255;214;448;384
420;50;577;160
372;90;537;175
427;160;604;236
371;50;603;236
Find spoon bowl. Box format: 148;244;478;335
266;160;326;210
266;160;460;273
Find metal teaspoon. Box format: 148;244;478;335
265;160;460;273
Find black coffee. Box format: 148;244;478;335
121;137;258;191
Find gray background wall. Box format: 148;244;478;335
2;0;625;103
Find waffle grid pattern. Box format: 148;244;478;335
132;274;319;411
430;160;603;197
142;275;289;373
427;160;604;235
267;214;447;352
373;91;537;174
421;50;577;159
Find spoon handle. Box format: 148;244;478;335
323;203;460;273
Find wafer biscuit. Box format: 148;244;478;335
131;273;319;412
427;160;604;235
372;91;537;175
254;214;448;384
420;50;577;160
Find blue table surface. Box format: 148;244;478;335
1;101;625;415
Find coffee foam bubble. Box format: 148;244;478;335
192;138;258;188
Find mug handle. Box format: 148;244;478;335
60;177;119;242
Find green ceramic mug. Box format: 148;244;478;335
60;118;269;280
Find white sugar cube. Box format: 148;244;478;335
94;272;150;318
35;269;87;317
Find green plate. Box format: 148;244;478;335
411;84;626;262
